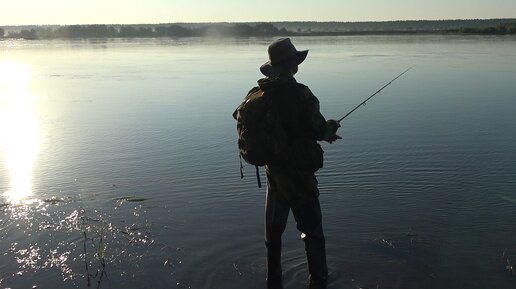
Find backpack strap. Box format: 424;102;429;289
239;154;262;188
239;154;244;179
255;166;262;188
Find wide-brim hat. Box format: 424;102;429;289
260;38;308;77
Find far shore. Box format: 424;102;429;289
1;20;515;40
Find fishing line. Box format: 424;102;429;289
337;66;413;124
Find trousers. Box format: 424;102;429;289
264;168;328;287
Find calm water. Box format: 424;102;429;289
1;35;516;289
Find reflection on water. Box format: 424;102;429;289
0;198;161;288
0;61;40;204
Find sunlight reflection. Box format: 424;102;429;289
0;61;40;204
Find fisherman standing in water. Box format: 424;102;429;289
234;38;341;289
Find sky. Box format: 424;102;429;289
1;0;515;26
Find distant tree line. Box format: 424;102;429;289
3;23;289;39
274;19;516;32
449;22;516;34
2;20;515;40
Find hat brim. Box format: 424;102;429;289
260;50;308;77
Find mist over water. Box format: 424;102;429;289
1;35;516;289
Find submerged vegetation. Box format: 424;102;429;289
1;19;516;40
0;197;163;288
113;196;150;202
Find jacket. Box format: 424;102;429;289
256;76;329;173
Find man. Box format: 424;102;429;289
254;38;341;289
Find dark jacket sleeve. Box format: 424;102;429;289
300;86;329;141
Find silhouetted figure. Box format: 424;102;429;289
236;38;341;289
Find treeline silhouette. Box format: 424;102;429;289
2;20;516;39
275;19;516;32
449;22;516;34
3;23;288;39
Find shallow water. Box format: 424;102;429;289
1;35;516;289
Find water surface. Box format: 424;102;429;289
1;35;516;289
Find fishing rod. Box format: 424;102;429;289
337;66;413;124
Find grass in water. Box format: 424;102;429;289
113;196;148;202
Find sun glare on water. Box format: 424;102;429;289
0;61;41;204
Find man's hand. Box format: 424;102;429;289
327;119;340;131
324;119;341;143
327;133;342;144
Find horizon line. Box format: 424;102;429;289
2;17;515;27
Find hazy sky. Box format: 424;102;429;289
1;0;515;25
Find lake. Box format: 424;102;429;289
1;35;516;289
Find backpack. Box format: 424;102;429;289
232;86;287;187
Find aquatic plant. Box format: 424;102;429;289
502;249;515;277
113;196;149;203
83;229;108;289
